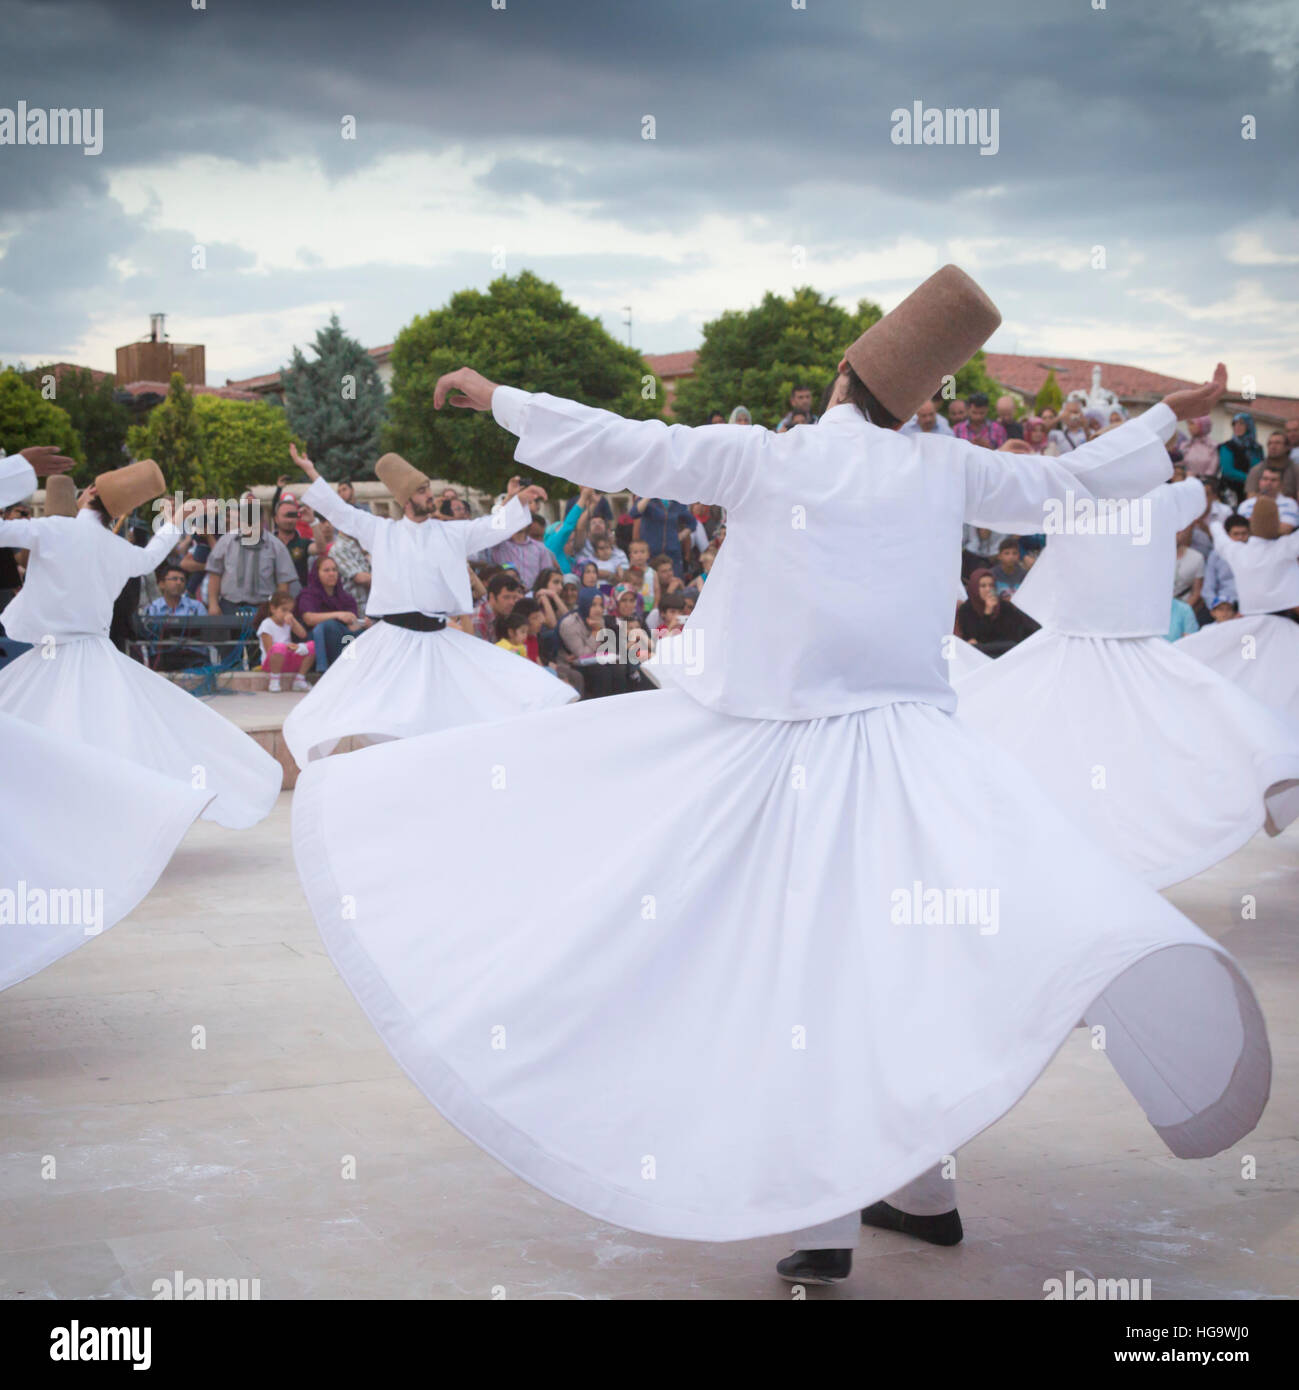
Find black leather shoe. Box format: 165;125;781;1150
861;1200;963;1246
776;1248;852;1283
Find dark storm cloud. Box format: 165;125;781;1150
0;0;1295;374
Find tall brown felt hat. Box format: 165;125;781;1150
376;452;430;509
1250;495;1281;540
43;474;78;517
844;264;1002;424
94;460;166;518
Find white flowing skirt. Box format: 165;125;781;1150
1176;614;1299;723
0;637;281;829
943;636;992;682
955;629;1299;888
1;711;211;991
292;687;1269;1241
282;620;577;767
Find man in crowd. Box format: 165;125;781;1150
206;508;300;615
474;570;524;641
995;395;1023;441
632;495;691;577
954;393;1007;449
144;563;208;669
1239;463;1299;533
901;398;954;436
272;495;312;583
947;396;969;429
481;510;554;589
1286;417;1299;465
777;383;819;430
989;537;1027;594
1245;431;1298;500
1048;399;1089;453
573;512;629;571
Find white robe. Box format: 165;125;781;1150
0;461;281;828
290;399;1269;1241
956;479;1299;886
281;480;575;766
0;456;212;989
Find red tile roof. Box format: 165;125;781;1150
118;380;262;402
644;351;698;379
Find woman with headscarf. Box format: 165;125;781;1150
296;554;365;672
1181;416;1217;478
1218;412;1261;501
1021;415;1050;455
557;586;622;698
953;567;1039;657
728;406;752;426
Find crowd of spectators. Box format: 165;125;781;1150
3;391;1297;682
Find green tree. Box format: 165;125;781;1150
126;372;207;494
281;313;386;482
0;368;83;468
193;395;298;494
672;287;882;428
1034;369;1064;415
944;350;1004;411
384;271;660;494
21;365;128;483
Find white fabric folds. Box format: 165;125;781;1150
0;637;281;829
955;629;1299;887
292;688;1270;1242
1;711;211;991
281;620;576;766
1177;614;1299;724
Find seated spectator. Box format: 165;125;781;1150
257;587;315;693
994;396;1023;440
1245;434;1298;498
651;552;684;607
532;567;570;629
1038;405;1059;432
573;513;629;570
144;563;208;670
482;509;554;590
296;555;365;672
1167;596;1198;642
989;538;1027;594
1182;416;1217;478
707;410;727;425
493;609;530;657
330;522;373;616
1238;463;1299;533
649;590;688;637
900;399;954;436
961;524;1005;580
1208;599;1239;623
947;397;969;429
953;393;1006;449
1218;412;1262;499
955;568;1039;657
1048;400;1089;454
777;384;818;430
1173;525;1205;608
474;570;523;641
1022;416;1050;454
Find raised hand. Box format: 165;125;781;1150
1163;364;1228;422
433;367;499;412
289;443;319;481
19;445;76;476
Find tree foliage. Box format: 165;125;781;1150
1034;368;1064;415
281;313;386;482
383;271;660;494
0;368;83;470
671;287;882;428
126;372;296;497
18;365;128;483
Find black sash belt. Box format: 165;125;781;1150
381;611;447;633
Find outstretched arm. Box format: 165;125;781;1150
434;368;758;511
288;445;383;550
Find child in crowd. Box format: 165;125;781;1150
493;610;530;657
256;586;315;693
621;539;657;612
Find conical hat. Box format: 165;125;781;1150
94;460;165;518
1249;495;1281;540
375;452;430;509
43;474;78;517
844;265;1002;424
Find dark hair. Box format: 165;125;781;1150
438;497;456;516
511;596;540;619
841;364;902;431
661;592;687;612
1261;463;1284;476
159;564;187;580
650;552;674;569
495;611;528;640
997;537;1021;553
1224;513;1250;532
708;410;726;423
532;566;561;594
791;383;810;396
969;392;989;409
487;571;523;597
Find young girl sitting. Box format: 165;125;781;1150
256;586;316;692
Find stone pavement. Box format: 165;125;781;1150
1;793;1295;1300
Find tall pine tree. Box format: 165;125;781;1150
281;314;386;481
126;373;206;495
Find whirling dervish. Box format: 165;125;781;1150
955;475;1299;888
0;457;281;829
281;446;575;767
290;268;1268;1289
1176;496;1299;723
0;449;213;991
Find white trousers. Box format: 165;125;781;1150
790;1161;957;1249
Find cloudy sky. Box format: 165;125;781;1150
1;0;1297;392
